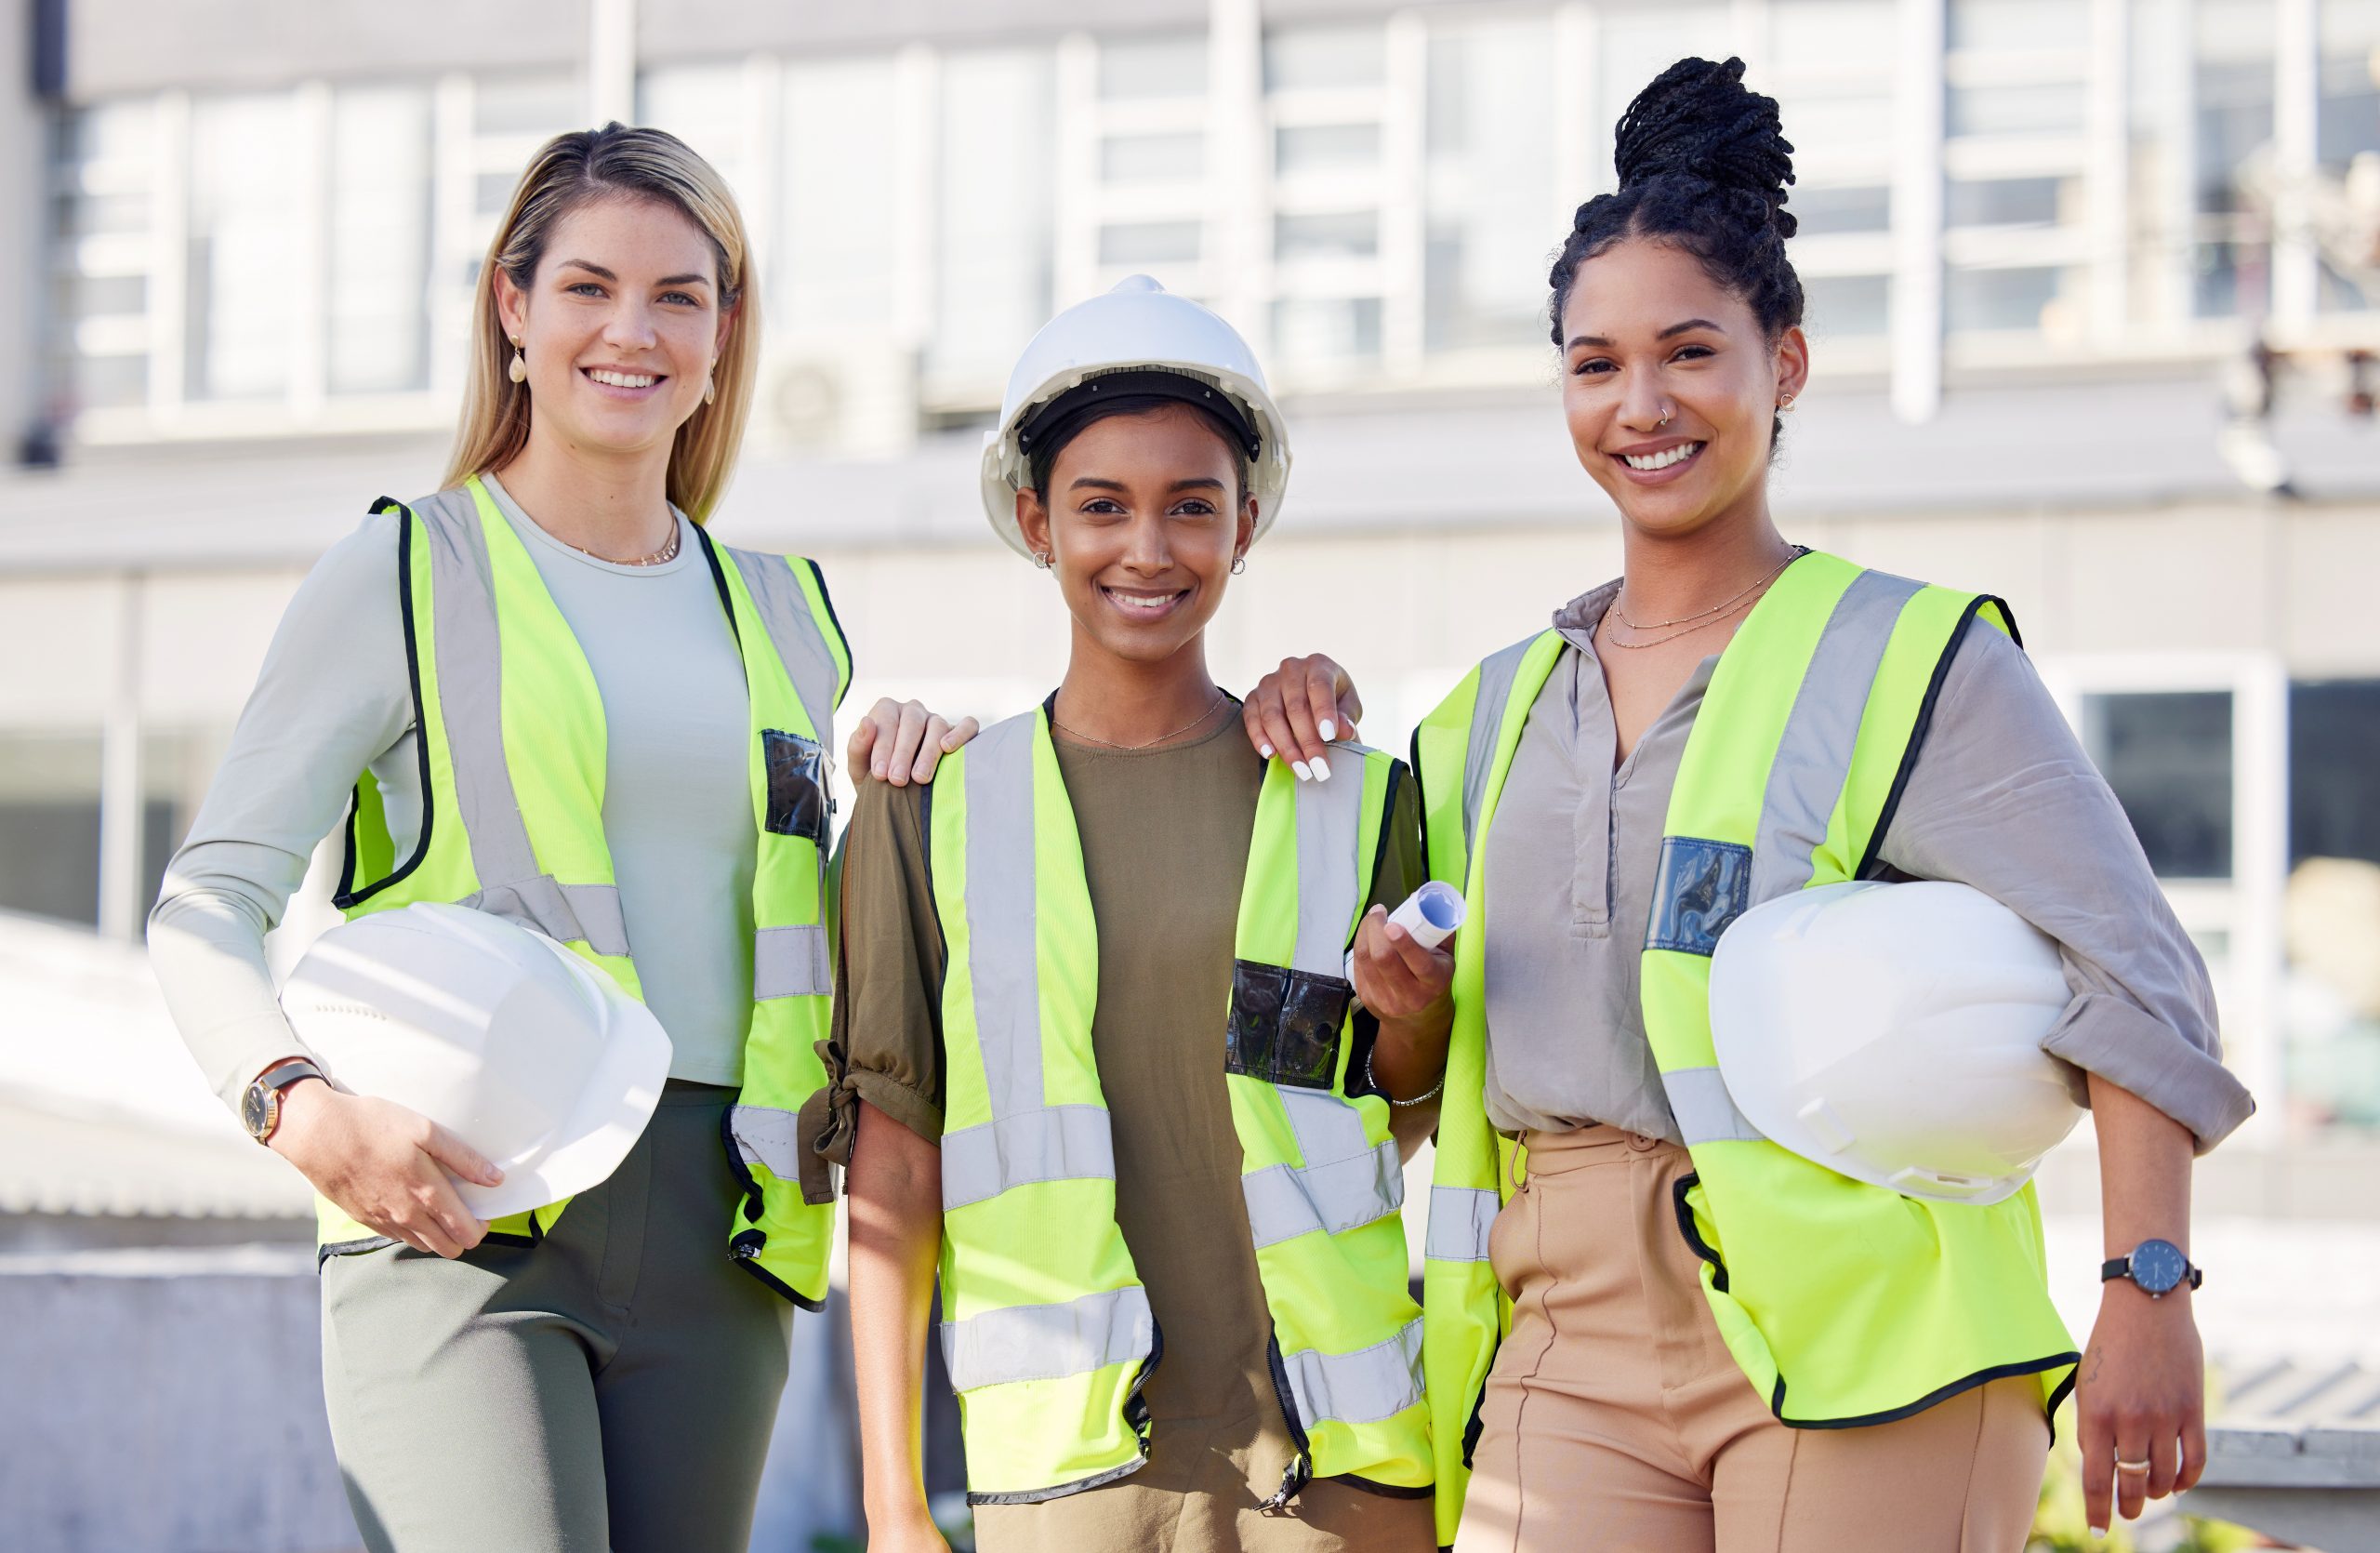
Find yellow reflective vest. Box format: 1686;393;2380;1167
926;707;1433;1506
328;473;850;1307
1413;552;2078;1544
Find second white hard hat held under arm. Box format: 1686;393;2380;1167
1707;881;2082;1207
979;274;1291;558
278;902;672;1220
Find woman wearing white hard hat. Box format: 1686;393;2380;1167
825;276;1438;1553
1250;59;2254;1552
149;125;975;1552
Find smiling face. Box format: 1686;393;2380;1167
1558;236;1808;542
494;194;733;465
1014;402;1257;669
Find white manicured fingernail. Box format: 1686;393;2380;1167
1311;755;1330;781
1319;719;1337;742
1259;743;1275;760
1291;760;1312;781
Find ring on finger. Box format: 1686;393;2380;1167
2114;1457;2152;1476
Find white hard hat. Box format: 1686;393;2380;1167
1708;881;2082;1206
278;902;671;1220
979;274;1291;559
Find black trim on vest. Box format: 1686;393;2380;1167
1367;760;1408;951
335;500;436;909
1408;724;1435;885
315;1234;395;1267
1671;1172;1730;1294
1329;1473;1435;1500
694;526;741;648
802;557;853;708
964;1321;1163;1506
1461;1340;1496;1467
1854;592;2019;883
1771;1350;2081;1434
1259;1326;1316;1511
719;1109;827;1311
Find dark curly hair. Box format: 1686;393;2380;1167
1549;58;1804;440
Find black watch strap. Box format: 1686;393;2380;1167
2099;1251;2204;1292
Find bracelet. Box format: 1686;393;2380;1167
1364;1044;1445;1108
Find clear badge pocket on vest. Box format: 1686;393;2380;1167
1226;959;1353;1091
1646;836;1752;957
761;728;831;844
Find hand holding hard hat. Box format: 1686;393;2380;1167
1709;881;2082;1206
278;902;672;1221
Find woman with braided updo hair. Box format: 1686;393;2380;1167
1247;57;2247;1550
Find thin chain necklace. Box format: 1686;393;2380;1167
1052;687;1233;750
562;520;681;567
1605;549;1803;651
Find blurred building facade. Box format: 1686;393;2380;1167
6;1;2380;1142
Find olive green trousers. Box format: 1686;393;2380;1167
319;1082;793;1552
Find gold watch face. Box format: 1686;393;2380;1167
241;1082;276;1140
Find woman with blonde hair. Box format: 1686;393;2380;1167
149;124;972;1551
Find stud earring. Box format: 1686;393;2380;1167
1778;394;1797;413
1230;555;1247;575
1033;551;1053;570
509;340;527;385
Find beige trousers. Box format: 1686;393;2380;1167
1453;1125;2051;1553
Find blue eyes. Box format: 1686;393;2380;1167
565;283;702;307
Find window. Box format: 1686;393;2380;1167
2317;0;2380;312
2284;680;2380;1133
2291;681;2380;868
186;93;301;402
1100;220;1202;267
0;734;103;926
1423;15;1556;355
781;57;902;348
1265;22;1392;376
2081;691;2234;880
1803;273;1891;337
930;48;1055;392
1265;26;1385;92
329;86;433;395
48;100;154;415
1099;33;1208;100
2193;0;2275;319
1100;132;1203;185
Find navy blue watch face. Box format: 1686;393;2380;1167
2130;1239;2189;1294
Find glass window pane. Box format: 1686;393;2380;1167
782;58;901;344
1276;123;1380;176
1949;0;2081;53
931;48;1055;387
475;73;581;137
2082;691;2234;880
1100;33;1208;99
1791;184;1893;235
1265;26;1386;92
1099;220;1202;267
1948;82;2087;139
1946;175;2074;228
1770;0;1897;73
1802;273;1891;336
2291;681;2380;867
2286;673;2380;1133
1102;131;1205;184
186;92;300;402
1777;93;1896;179
1272;296;1381;368
329;86;433;395
1423;15;1557;353
0;733;103;926
2194;1;2275;319
1276;210;1379;261
1946;264;2080;333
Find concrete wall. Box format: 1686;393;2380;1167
0;1245;859;1553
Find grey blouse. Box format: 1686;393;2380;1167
1478;578;2254;1152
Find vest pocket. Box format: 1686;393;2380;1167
1227;959;1354;1090
760;728;830;843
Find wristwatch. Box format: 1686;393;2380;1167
241;1058;325;1145
2100;1238;2202;1299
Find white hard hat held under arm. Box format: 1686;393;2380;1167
980;274;1292;558
1707;880;2082;1206
278;902;672;1220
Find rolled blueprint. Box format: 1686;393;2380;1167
1387;881;1466;951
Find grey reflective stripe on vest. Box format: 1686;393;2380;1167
959;715;1048;1122
942;1105;1117;1212
1746;570;1924;907
1662;1065;1766;1147
1292;750;1368;975
731;1103;804;1178
417;490;622;953
726;549;842;745
754;923;831;1000
1461;636;1544;855
941;1283;1154;1390
1284;1316;1425;1428
1242;1075;1402;1249
1424;1185;1499;1263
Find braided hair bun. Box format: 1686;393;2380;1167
1549;56;1805;358
1614;57;1796;239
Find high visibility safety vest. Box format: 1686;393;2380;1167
327;474;852;1308
1412;552;2079;1544
926;708;1433;1507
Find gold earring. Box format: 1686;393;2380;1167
509;340;526;385
704;374;716;406
1778;395;1797;413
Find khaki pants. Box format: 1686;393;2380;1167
1454;1125;2050;1553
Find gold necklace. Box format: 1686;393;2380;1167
1610;548;1803;633
1051;688;1233;750
562;521;681;567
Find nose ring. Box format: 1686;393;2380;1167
1657;404;1673;428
